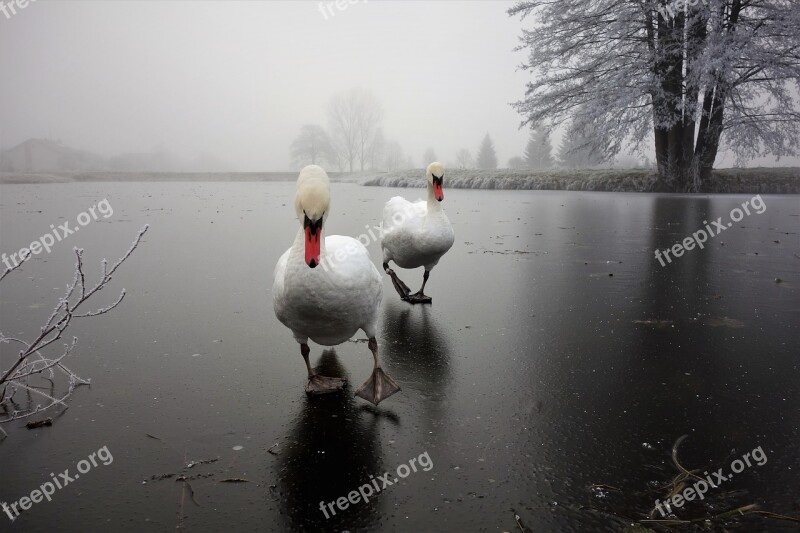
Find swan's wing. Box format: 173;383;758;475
382;197;427;235
272;248;291;320
324;236;382;289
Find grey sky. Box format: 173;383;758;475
1;1;796;170
1;0;534;170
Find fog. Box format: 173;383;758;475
0;1;536;171
1;0;796;171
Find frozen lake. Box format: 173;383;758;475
1;182;798;531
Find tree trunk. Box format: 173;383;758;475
651;4;722;192
652;8;693;191
689;0;737;189
653;124;669;189
693;85;725;186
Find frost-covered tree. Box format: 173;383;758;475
290;125;333;169
615;154;647;168
455;148;473;169
524;128;554;169
422;148;437;165
1;226;148;438
476;134;498;169
328;88;383;172
557;119;611;168
508;156;527;169
509;0;800;191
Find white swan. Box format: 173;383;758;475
273;165;400;405
381;162;455;304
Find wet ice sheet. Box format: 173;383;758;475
0;182;798;531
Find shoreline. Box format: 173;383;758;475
1;167;798;194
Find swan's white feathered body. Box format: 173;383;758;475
379;162;453;304
273;232;381;345
381;196;454;270
272;164;399;405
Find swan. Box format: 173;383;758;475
381;162;455;304
273;165;401;405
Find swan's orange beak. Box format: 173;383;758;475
303;215;322;268
432;175;444;202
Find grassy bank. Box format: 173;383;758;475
2;168;798;193
360;167;800;194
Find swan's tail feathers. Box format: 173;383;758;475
355;367;401;406
305;375;346;395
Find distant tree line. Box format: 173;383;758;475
290;88;416;172
505;123;649;170
289;88;649;172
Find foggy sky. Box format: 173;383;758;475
1;1;796;170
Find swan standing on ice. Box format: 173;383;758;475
273;165;401;405
381;162;455;304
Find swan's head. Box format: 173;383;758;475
295;165;330;268
426;162;445;202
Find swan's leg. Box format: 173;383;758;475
383;261;411;301
301;343;346;395
406;270;433;304
355;337;401;405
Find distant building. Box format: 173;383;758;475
0;138;101;172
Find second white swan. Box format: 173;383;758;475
380;162;455;304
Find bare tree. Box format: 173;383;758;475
0;226;148;438
355;90;383;171
383;140;405;171
290;124;333;169
328;88;383;172
328;90;359;172
368;128;386;170
509;0;800;190
455;148;473;169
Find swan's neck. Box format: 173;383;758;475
426;182;442;212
